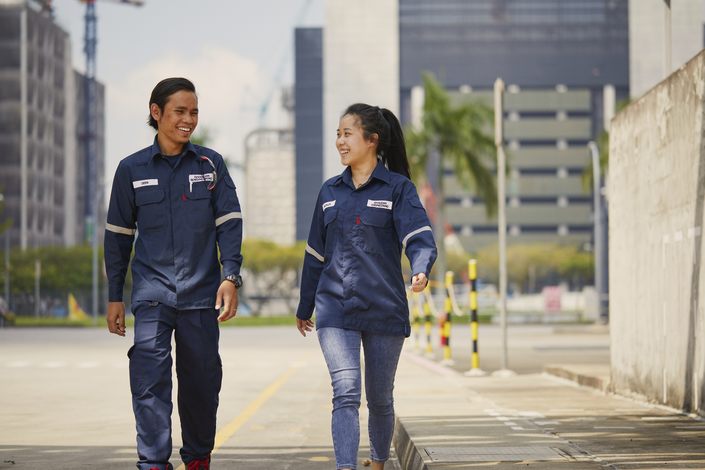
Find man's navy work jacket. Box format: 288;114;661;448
296;161;437;337
105;139;243;310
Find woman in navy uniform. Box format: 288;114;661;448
296;103;437;470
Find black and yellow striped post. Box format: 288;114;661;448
440;271;455;365
411;292;421;354
423;285;434;358
464;259;487;376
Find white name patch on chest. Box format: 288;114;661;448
132;179;158;189
322;200;336;211
189;173;214;191
367;200;393;210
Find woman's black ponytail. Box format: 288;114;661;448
342;103;412;179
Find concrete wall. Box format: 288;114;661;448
323;0;399;180
610;49;705;412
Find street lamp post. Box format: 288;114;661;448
588;142;603;322
92;186;104;326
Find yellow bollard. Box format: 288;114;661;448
423;285;434;359
464;259;487;376
411;292;421;354
440;271;455;366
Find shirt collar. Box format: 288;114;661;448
144;137;197;163
333;160;391;187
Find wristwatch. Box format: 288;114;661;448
224;274;243;289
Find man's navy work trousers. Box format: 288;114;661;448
128;301;222;470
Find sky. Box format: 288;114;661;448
49;0;325;200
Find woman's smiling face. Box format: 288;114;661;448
336;114;377;167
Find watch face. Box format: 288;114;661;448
226;275;242;288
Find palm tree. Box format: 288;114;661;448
406;72;497;289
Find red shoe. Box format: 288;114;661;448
186;454;210;470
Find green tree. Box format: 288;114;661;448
240;239;306;315
476;243;594;292
0;185;10;235
582;98;632;192
405;72;497;287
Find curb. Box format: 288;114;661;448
393;417;428;470
542;364;611;393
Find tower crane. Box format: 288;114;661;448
79;0;143;241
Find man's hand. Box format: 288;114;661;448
409;273;428;293
216;280;238;323
107;301;126;337
296;318;314;337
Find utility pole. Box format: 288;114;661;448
493;78;514;376
92;186;103;325
664;0;672;78
588;142;603;323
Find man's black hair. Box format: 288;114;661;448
148;77;196;130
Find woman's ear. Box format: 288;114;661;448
368;133;379;148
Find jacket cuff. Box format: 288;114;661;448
109;284;123;303
221;260;241;277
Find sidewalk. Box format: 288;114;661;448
392;352;705;469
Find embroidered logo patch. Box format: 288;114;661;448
132;179;158;189
367;200;392;210
322;200;336;211
189;174;214;191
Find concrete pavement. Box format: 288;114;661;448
2;325;705;469
392;352;705;469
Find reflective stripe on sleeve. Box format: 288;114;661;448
215;212;242;227
402;225;432;249
106;223;136;236
305;244;324;263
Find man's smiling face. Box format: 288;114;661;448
151;89;198;155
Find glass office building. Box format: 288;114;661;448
400;0;628;252
295;0;629;251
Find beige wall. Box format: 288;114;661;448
629;0;703;98
610;49;705;412
323;0;399;180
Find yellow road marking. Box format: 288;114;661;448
175;355;309;470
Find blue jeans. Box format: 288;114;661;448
317;327;405;470
129;301;222;470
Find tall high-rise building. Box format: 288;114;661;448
628;0;703;98
400;0;629;252
294;28;323;241
294;0;630;252
0;0;105;249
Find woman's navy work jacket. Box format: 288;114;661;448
296;161;437;337
104;139;243;310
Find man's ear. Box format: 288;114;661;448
150;103;161;122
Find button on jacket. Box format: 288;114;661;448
297;161;437;337
105;138;243;310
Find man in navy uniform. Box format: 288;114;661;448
104;77;243;470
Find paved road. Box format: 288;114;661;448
0;326;354;470
3;323;703;470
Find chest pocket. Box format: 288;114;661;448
185;184;215;228
323;208;339;254
135;188;166;232
358;208;394;254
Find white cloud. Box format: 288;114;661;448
103;44;265;197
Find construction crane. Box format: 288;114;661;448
75;0;143;323
79;0;143;242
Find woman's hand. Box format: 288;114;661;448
297;318;315;337
410;273;428;293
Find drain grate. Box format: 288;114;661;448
425;446;569;462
